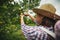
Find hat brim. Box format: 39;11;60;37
33;8;60;20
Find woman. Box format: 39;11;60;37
20;4;60;40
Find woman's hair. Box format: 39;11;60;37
41;17;56;27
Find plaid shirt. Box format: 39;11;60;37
21;23;53;40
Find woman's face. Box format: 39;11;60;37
36;15;44;25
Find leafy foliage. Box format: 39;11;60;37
19;0;41;12
0;0;41;40
0;0;22;40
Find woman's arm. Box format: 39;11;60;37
29;14;35;21
24;14;35;21
20;14;36;37
20;14;24;24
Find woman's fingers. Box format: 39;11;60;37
24;14;29;16
20;14;24;17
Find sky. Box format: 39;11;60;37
40;0;60;16
14;0;60;16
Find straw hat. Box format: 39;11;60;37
33;4;60;20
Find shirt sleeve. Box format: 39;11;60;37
21;23;36;38
21;23;48;40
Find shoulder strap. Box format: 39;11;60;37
40;27;55;38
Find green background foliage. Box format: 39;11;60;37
0;0;40;40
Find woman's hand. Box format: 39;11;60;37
20;14;24;17
24;13;29;16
